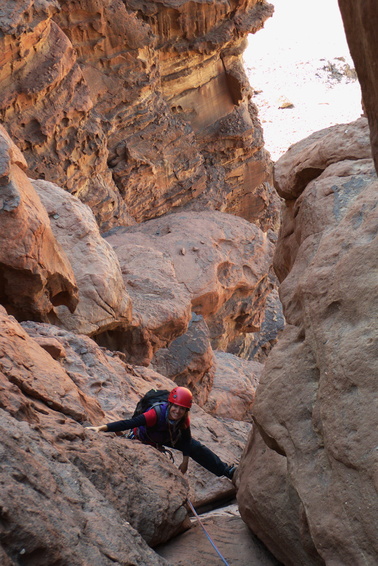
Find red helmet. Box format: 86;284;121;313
168;386;193;409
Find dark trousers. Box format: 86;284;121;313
168;437;229;477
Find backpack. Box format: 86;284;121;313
132;388;170;419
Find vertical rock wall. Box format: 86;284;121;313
237;118;378;565
235;3;378;560
338;0;378;172
0;0;278;232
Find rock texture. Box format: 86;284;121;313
204;351;262;421
32;179;132;335
0;124;78;321
237;117;378;565
157;504;281;566
151;313;215;406
0;0;278;231
1;122;275;368
100;211;274;365
0;0;132;231
0;114;269;564
19;320;249;506
3;0;378;564
0;409;169;566
228;286;284;362
0;307;250;563
338;0;378;172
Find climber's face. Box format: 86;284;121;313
169;403;186;421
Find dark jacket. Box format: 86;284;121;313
106;402;191;455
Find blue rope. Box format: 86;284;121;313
187;498;231;566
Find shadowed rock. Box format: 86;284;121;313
101;211;274;365
151;313;215;406
237;120;378;565
0;125;78;321
338;0;378;173
204;351;262;422
32;179;132;336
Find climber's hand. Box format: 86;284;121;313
85;425;108;433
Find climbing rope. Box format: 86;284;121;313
187;498;231;566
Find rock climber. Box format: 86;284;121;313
86;386;236;480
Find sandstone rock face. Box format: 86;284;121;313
0;125;78;321
0;313;248;549
0;308;103;423
0;305;250;562
273;117;372;202
4;2;378;565
157;504;281;566
273;118;373;287
14;321;251;516
151;313;215;406
0;0;132;231
0;0;278;231
32;179;132;335
237;119;378;565
0;409;168;566
338;0;378;173
236;427;323;566
101;210;274;365
204;351;262;422
228;286;284;362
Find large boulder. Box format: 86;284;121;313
0;125;78;321
273;117;371;201
237;120;378;565
101;211;274;365
32;179;132;335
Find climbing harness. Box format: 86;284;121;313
187;498;231;566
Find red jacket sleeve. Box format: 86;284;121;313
143;407;158;427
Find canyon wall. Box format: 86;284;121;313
338;0;378;172
0;1;278;563
237;118;378;565
1;0;377;564
235;4;378;563
0;0;278;232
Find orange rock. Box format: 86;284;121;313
0;126;78;321
32;179;132;336
239;119;378;565
0;0;278;231
103;210;274;365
